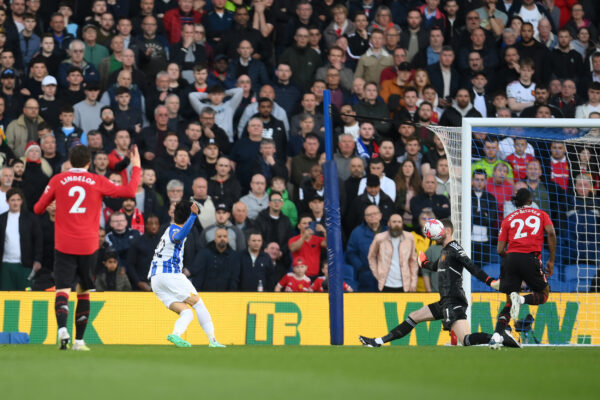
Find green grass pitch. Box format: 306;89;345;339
1;345;598;399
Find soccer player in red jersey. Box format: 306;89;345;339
34;145;142;350
489;188;557;349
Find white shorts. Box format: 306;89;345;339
151;273;198;308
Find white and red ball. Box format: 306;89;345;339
423;219;445;241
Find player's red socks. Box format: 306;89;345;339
55;292;69;329
524;292;548;305
75;294;90;340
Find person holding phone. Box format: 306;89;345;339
288;214;327;280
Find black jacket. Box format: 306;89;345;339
207;176;242;209
126;231;161;289
189;242;241;291
346;191;394;234
410;192;451;222
427;62;460;99
239;250;274;291
254;208;293;260
0;210;43;268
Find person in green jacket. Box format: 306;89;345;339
268;177;298;227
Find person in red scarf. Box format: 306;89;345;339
120;197;145;234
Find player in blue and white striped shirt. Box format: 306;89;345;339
149;200;225;348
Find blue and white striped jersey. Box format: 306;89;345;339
148;214;197;278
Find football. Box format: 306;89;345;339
423;219;445;240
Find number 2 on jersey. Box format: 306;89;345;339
68;186;87;214
510;215;540;239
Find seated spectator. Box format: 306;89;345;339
0;187;42;290
312;259;354;292
368;213;418;292
126;214;161;291
410;172;451;221
275;257;313;292
472;169;498;265
355;82;391;135
239;230;273;291
358;157;396;201
105;211;141;267
520;84;564;118
199;203;246;251
267;176;298;228
396;136;424;173
254;191;293;263
504;180;540;218
575;82;600;119
486;163;513;217
95;250;132;291
566;174;599;265
549;79;579;118
252;138;288;183
190;177;216;230
289;214;327;279
227;40;268;94
472;137;514;180
346;204;384;292
439;88;482;127
6;98;44;158
240;174;269;220
347;174;394;232
55;105;84;157
507;58;536;116
354;29;393;87
189;227;241;291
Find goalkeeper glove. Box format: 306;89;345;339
417;251;429;268
486;277;500;291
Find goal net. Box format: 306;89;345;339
426;118;600;345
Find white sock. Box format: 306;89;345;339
193;298;215;341
519;295;525;304
75;339;85;345
375;338;384;345
173;309;194;337
58;327;69;338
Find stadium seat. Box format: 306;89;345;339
564;265;594;292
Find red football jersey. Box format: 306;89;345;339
288;234;325;277
278;273;312;292
506;153;535;181
34;167;141;255
311;276;351;292
498;207;553;254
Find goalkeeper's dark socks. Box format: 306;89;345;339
55;292;69;329
463;332;492;346
381;317;417;343
75;294;90;340
494;305;511;333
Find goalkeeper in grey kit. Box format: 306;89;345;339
359;219;520;347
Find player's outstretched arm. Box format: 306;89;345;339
33;182;56;215
173;211;199;242
100;145;142;198
417;251;437;271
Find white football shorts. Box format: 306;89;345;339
151;273;198;308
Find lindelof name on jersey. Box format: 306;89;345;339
60;175;97;186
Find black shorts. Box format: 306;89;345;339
428;300;467;331
499;252;548;293
54;250;97;291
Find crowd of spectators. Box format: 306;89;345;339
0;0;598;292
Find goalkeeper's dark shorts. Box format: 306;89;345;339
499;252;548;294
428;300;467;331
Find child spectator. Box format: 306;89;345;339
505;138;535;180
312;259;353;292
507;58;536;116
55;105;84;158
94;251;132;291
274;257;312;292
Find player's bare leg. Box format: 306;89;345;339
451;320;492;346
359;305;435;347
185;295;225;347
167;301;193;347
55;287;71;350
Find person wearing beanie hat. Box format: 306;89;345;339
20;141;51;210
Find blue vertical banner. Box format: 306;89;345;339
323;90;344;345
